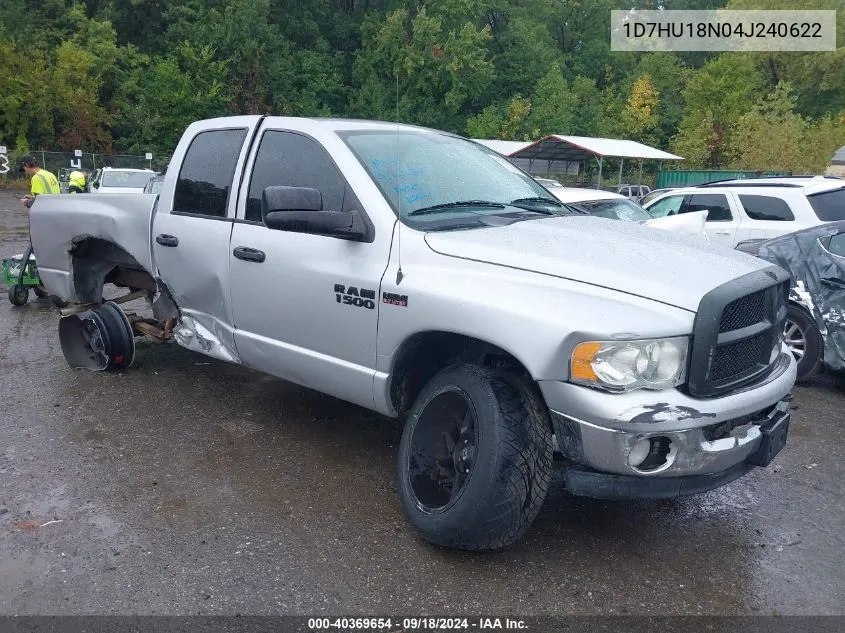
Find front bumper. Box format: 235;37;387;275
541;351;795;493
560;400;790;499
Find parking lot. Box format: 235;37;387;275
1;189;844;616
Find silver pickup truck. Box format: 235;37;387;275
29;115;796;550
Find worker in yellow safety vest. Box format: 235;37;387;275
67;170;87;193
20;155;60;208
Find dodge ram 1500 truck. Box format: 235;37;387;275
29;116;796;550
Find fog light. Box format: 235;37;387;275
628;438;651;468
628;436;675;472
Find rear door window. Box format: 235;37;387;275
684;194;732;222
173;128;248;218
808;188;845;221
739;194;795;221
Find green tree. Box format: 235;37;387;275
352;3;494;131
466;95;533;140
0;41;54;150
116;43;232;154
51;41;113;151
482;1;562;98
621;53;689;146
525;68;578;137
728;83;806;171
728;83;845;172
727;0;845;118
622;75;659;146
671;54;764;166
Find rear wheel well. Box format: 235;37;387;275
389;332;546;420
70;237;157;303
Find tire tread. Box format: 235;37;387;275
398;364;553;551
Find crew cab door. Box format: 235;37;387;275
152;116;263;358
227;124;391;409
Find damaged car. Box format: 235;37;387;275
737;221;845;381
543;185;707;238
28;116;795;551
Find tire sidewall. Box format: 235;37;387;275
8;286;28;306
397;365;524;544
787;304;822;381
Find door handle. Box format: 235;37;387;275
714;230;731;235
820;277;845;289
156;234;179;247
233;246;266;263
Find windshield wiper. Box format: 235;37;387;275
509;196;564;207
407;200;506;216
507;197;567;215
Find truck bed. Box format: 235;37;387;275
28;193;158;302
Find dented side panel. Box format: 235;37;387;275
174;314;240;363
758;222;845;371
29;194;158;302
149;115;264;366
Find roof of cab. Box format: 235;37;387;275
198;114;458;136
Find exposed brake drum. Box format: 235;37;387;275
58;301;136;371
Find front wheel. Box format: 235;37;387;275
784;304;823;382
397;364;553;551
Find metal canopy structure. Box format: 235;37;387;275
514;135;683;188
833;145;845;166
474;134;683;187
515;135;683;162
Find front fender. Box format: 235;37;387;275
375;233;696;384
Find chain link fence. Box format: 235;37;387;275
26;151;170;174
0;149;171;189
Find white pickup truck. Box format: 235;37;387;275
29;116;796;550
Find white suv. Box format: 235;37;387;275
88;167;156;193
642;176;845;247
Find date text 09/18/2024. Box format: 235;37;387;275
307;618;528;630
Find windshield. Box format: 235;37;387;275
102;171;153;188
570;198;652;222
808;188;845;221
339;130;564;227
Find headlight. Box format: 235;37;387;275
570;337;689;392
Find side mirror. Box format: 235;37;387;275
261;186;364;240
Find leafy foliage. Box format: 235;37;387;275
0;0;842;171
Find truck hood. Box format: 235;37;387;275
424;216;769;312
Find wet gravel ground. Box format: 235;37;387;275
1;190;844;616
